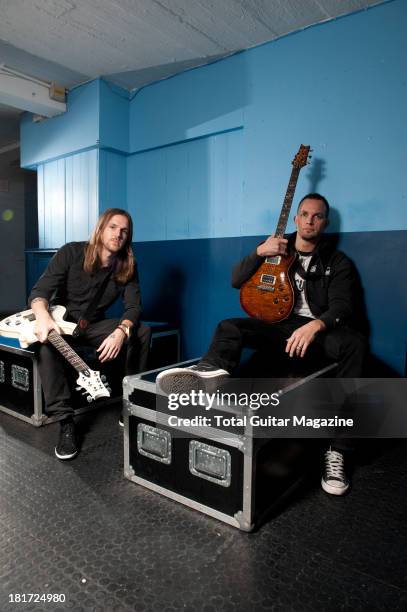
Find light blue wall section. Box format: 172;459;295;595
99;149;127;211
37;149;98;248
21;78;130;246
129;53;246;152
128;0;407;238
243;0;407;235
21;80;100;168
99;79;129;153
65;150;99;242
37;159;66;248
21;1;407;240
128;129;244;241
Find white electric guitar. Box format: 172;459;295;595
0;306;111;402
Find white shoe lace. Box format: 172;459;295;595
324;449;345;481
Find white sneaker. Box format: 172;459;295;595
156;361;229;395
321;447;350;496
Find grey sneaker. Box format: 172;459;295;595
156;361;229;395
321;447;350;495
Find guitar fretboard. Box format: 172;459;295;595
48;330;89;373
275;166;301;237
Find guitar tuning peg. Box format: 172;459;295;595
101;375;107;382
86;395;92;403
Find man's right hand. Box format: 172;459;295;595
31;299;61;343
33;314;62;343
256;235;288;257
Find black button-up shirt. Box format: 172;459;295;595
28;242;142;325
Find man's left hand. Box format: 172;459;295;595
97;329;125;362
285;320;326;358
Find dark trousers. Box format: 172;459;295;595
36;319;151;418
203;315;367;452
204;315;366;377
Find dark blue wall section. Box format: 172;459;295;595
26;230;407;376
336;230;407;375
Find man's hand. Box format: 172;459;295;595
96;329;125;363
31;299;61;343
257;235;288;257
33;314;62;343
285;320;326;358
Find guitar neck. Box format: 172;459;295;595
48;330;90;373
274;166;301;238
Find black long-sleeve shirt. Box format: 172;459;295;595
28;242;142;325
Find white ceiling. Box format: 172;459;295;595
0;0;386;146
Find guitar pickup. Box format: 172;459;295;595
265;256;281;265
260;274;276;285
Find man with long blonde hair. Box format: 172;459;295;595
29;208;150;460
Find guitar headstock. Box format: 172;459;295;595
292;144;311;168
76;369;111;401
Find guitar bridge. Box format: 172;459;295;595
256;285;275;292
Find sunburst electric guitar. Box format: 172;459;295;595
0;306;111;402
240;144;311;323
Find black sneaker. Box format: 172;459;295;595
119;412;124;427
321;447;349;495
55;418;78;460
156;361;230;395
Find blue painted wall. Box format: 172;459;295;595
99;80;129;153
19;0;407;373
99;150;127;212
21;79;130;246
25;230;407;375
129;53;246;152
123;0;407;372
128;128;244;242
21;80;100;168
128;0;407;238
37;149;98;247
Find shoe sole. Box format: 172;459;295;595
321;477;349;496
156;370;203;395
55;447;78;460
156;368;230;395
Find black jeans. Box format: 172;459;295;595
36;319;151;418
203;316;367;453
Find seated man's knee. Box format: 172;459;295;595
215;318;243;333
36;341;59;363
129;322;151;347
139;322;151;342
343;331;367;355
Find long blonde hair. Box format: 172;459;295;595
83;208;134;284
